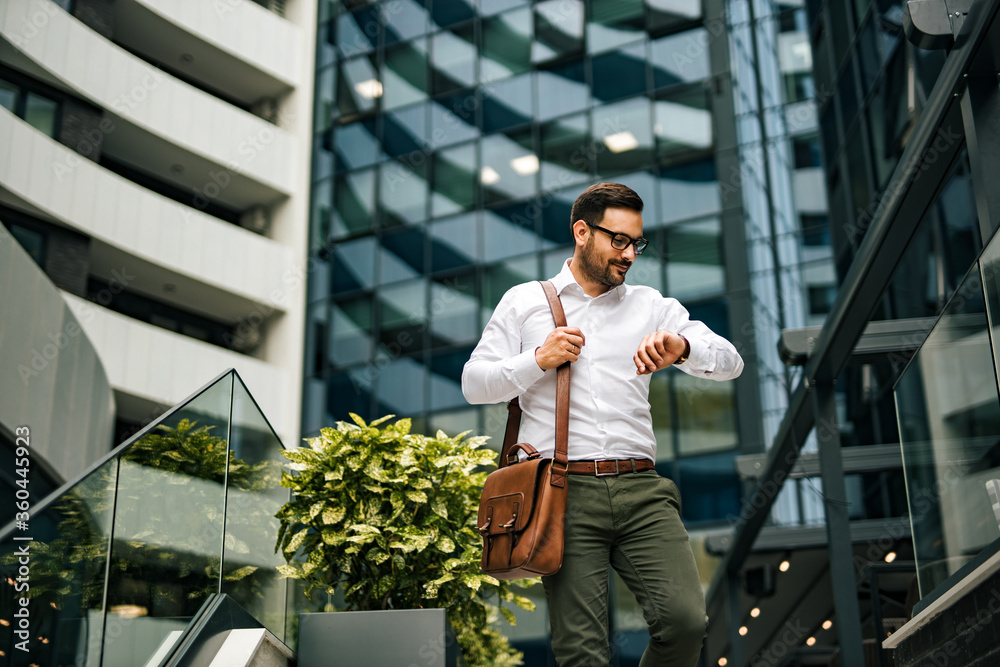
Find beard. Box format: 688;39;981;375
577;236;631;288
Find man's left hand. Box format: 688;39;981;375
634;331;687;375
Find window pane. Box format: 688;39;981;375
651;28;710;90
9;224;46;266
383;0;428;45
658;157;719;225
337;55;380;117
592;42;646;102
383;103;428;159
431;25;477;95
431;142;477;217
430;273;479;347
328;370;374;423
482;130;537;205
675;357;736;456
380;227;425;283
376;357;427;416
330;236;377;295
482;255;538;309
482;8;533;81
482;74;533;134
483;203;538;262
380;160;428;227
430;0;475;29
428;92;480;148
334;118;380;170
429;349;475;412
0;79;18;112
330;298;373;366
654;85;713;167
24;92;58;137
541;113;591;189
646;0;701;33
429;212;480;273
379;279;428;351
665;217;723;299
336;6;379;57
383;40;429;110
588;0;644;54
333;169;377;238
593;97;653;177
533;0;584;65
539;186;578;247
536;59;589;122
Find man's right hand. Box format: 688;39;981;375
535;327;586;370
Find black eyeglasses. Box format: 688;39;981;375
586;223;648;255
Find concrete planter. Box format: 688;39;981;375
297;608;458;667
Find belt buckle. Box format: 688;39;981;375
595;460;620;477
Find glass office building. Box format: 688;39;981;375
304;0;832;661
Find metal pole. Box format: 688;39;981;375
813;379;865;665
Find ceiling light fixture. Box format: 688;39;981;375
822;620;833;630
806;637;816;646
750;607;760;618
480;166;501;185
354;79;383;99
604;130;639;153
718;659;728;666
738;626;748;636
510;154;539;175
779;560;790;572
884;551;897;563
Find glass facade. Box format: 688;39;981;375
307;1;838;662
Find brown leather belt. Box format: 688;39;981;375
566;459;655;476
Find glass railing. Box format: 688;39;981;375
0;369;291;666
894;241;1000;599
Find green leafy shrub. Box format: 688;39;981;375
275;414;536;666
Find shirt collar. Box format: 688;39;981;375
549;259;627;301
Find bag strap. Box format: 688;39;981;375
499;281;570;488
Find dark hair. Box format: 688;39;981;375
570;182;644;228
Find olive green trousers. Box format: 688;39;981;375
542;470;707;666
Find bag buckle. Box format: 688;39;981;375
595;460;620;476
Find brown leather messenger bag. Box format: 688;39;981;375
477;280;569;579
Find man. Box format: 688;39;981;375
462;182;743;666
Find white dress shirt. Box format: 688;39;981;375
462;260;744;461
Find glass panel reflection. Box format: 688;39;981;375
482;131;538;205
651;28;710;89
429;348;476;411
537;60;589;122
336;6;379;57
431;0;475;29
533;0;584;64
674;371;737;456
430;212;480;273
432;143;477;217
0;460;118;667
333;169;376;238
379;280;429;350
376;357;427;416
223;377;289;642
383;103;428;158
483;203;538;261
330;236;377;295
592;42;647;102
380;160;428;227
593;97;653;177
337;56;380;117
103;377;233;666
432;25;477;95
665;218;724;300
482;8;533;80
541;114;591;189
658;157;720;225
646;0;702;33
330;298;374;366
383;41;429;110
654;85;713;167
334;119;380;170
383;0;428;45
430;273;480;347
482;74;533;134
895;266;1000;598
588;0;644;54
483;255;538;310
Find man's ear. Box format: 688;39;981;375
572;219;589;247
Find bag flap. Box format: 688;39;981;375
478;458;549;537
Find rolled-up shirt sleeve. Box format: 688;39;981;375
462;290;546;404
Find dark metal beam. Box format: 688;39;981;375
705;518;912;556
959;73;1000;244
736;443;905;480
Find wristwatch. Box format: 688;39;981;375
673;335;690;365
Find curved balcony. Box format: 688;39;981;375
0;0;297;203
0;225;115;484
118;0;301;104
63;293;292;445
0;107;293;321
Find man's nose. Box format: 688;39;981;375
621;244;637;261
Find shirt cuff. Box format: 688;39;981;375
510;348;547;391
684;336;716;375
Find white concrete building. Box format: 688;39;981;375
0;0;316;483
